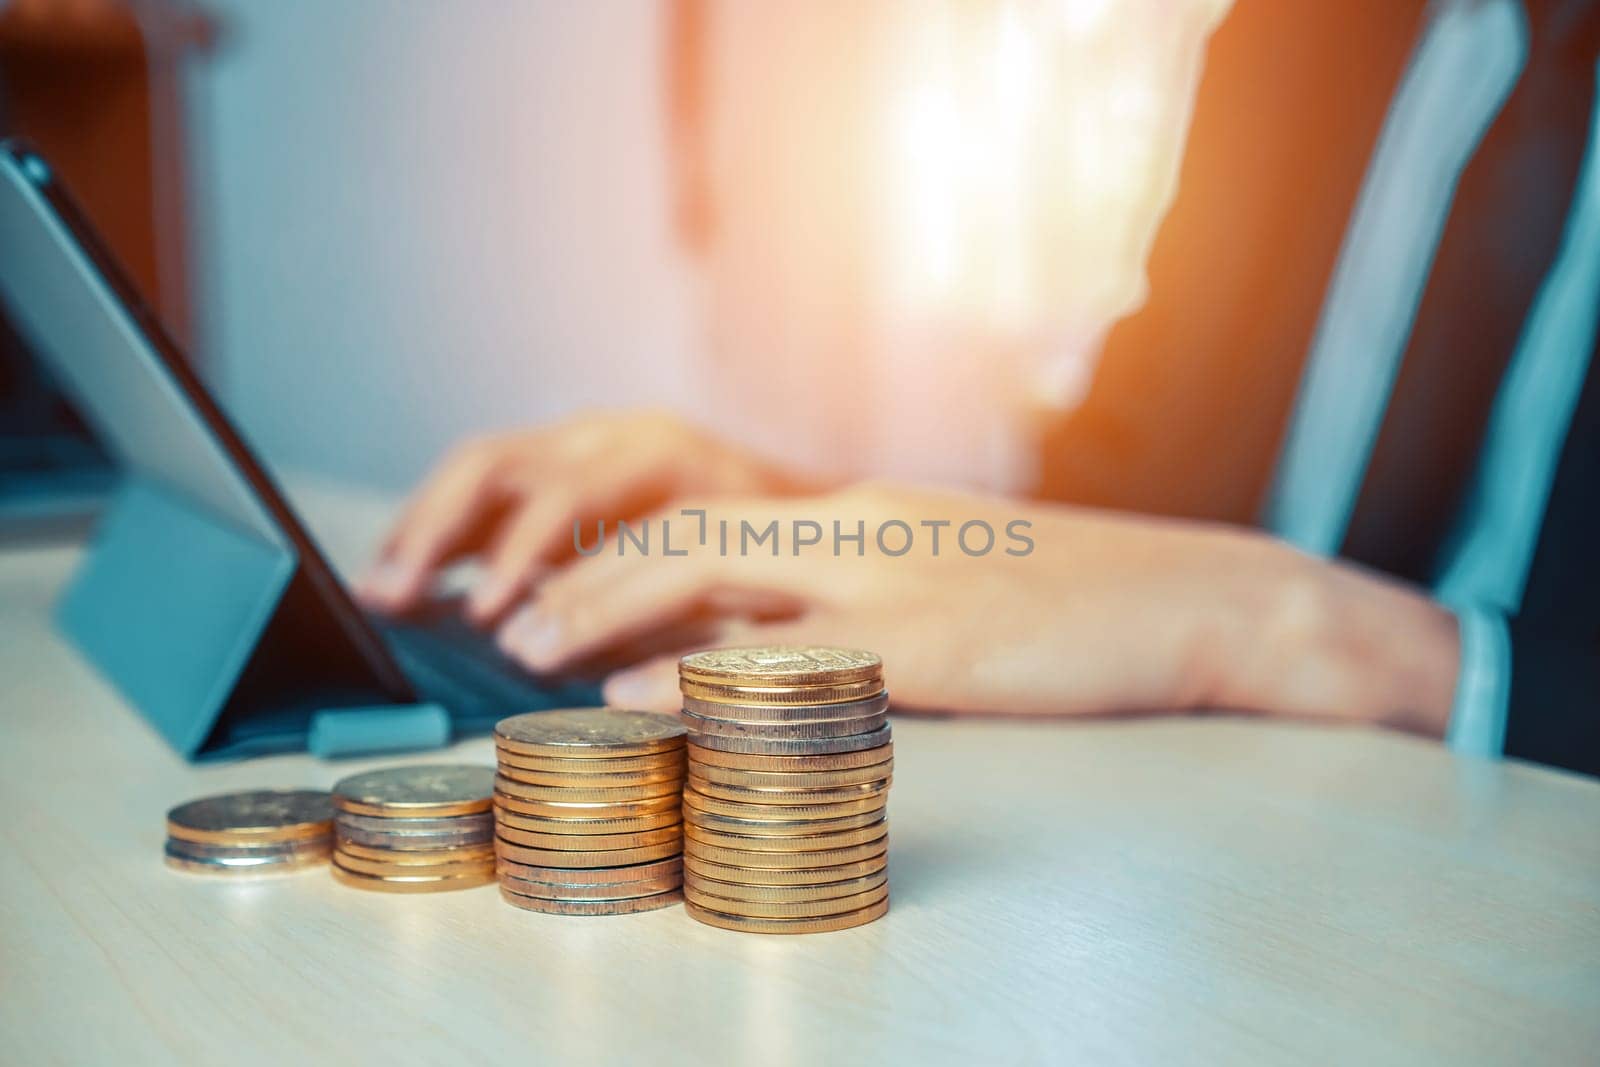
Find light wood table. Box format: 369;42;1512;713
2;483;1597;1065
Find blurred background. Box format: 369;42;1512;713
0;0;1226;513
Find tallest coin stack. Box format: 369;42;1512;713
678;647;892;934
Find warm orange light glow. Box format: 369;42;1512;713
880;0;1233;400
691;1;1233;490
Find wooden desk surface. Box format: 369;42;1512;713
3;485;1597;1065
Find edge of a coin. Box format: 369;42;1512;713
498;887;684;915
330;859;495;893
684;896;889;934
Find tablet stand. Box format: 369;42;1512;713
57;477;436;760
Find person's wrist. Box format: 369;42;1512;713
1206;537;1460;737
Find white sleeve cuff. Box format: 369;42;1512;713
1445;604;1512;758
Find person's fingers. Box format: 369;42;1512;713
357;445;505;610
535;496;810;608
529;504;708;608
563;613;733;677
465;491;580;624
465;482;697;627
599;655;682;712
497;557;718;671
498;551;813;673
599;617;825;711
387;448;503;568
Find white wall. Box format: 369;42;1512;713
185;0;699;489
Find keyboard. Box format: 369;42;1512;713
373;605;601;731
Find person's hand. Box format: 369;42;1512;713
356;411;816;622
494;483;1461;736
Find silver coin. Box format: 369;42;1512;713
495;855;685;886
165;836;331;862
334;811;495;835
680;708;887;739
498;886;684;915
685;723;892;755
336;824;496;850
680;691;889;724
498;873;684;902
163;839;330;874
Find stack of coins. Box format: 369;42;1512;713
164;789;333;876
330;764;497;892
493;708;687;915
677;647;891;934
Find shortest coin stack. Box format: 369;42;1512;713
493;708;688;915
165;789;334;876
330;764;497;892
678;647;892;934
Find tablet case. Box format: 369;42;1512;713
58;477;453;760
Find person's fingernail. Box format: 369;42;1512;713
357;560;408;603
496;612;526;654
467;573;518;622
603;670;656;706
500;607;563;668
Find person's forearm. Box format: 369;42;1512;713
1202;534;1461;737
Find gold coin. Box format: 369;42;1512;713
683;787;889;821
494;792;680;819
683;807;886;839
684;883;887;919
683;819;887;853
494;708;686;758
687;757;893;789
493;775;682;804
684;837;888;869
680;708;888;740
496;823;682;851
686;743;893;772
499;873;683;901
494;763;685;788
331;765;494;818
685;776;891;806
333;849;494;879
333;840;495;865
165;789;334;846
495;806;682;835
684;897;888;934
330;858;495;892
684;852;887;886
499;887;683;915
678;646;882;687
163;842;330;876
496;855;683;885
495;749;686;775
681;691;889;724
684;869;886;904
680;678;884;706
495;837;682;868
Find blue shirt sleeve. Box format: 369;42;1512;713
1445;604;1513;757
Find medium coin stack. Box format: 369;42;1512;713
493;708;688;915
330;764;497;892
678;647;892;934
164;789;333;876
